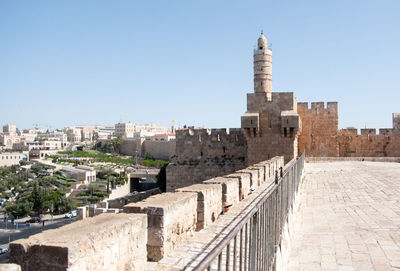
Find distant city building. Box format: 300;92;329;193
115;123;135;138
150;133;176;142
66;127;82;142
0;151;28;167
76;126;95;142
95;126;115;140
114;122;169;139
3;124;17;135
64;165;96;184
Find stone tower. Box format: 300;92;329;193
254;33;272;101
393;113;400;131
242;33;301;164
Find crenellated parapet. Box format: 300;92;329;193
297;101;338;115
297;101;339;157
167;127;248;191
338;121;400;157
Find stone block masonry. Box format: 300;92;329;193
224;172;251;201
237;167;260;187
166;128;247;192
0;264;21;271
203;177;240;209
298;101;400;158
123;192;198;262
9;213;147;271
243;92;301;165
177;184;222;231
297;102;339;157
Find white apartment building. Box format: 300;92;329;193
135;123;168;134
42;139;62;150
3;124;17;135
64;165;96;183
151;133;176;142
0;151;28;167
66;127;82;142
37;131;68;147
95;126;115;140
114;123;135;138
115;122;169;139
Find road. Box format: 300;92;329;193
0;215;76;263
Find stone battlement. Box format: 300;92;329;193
177;127;243;138
297;101;338;114
340;128;395;136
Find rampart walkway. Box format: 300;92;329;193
287;161;400;271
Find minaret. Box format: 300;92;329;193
254;32;272;100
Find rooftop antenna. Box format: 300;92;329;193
261;29;263;35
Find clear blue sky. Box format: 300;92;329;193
1;1;399;130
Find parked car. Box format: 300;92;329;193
64;210;77;218
25;217;41;223
0;247;9;254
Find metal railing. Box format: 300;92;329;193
192;153;305;271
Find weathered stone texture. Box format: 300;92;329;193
243;92;301;165
9;213;147;271
166;128;247;192
238;167;260;187
298;102;400;158
203;177;239;208
297;102;339;157
107;188;161;209
177;184;222;231
338;128;400;157
123;192;198;261
224;173;251;201
0;264;21;271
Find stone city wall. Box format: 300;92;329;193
176;184;222;231
9;213;147;271
8;157;284;270
155;156;287;270
143;140;176;160
119;138;176;160
76;188;161;220
107;188;161;209
124;192;198;262
338;128;400;157
297;101;400;158
107;175;131;200
244;92;301;165
166;128;247;191
119;138;144;156
297;102;339;157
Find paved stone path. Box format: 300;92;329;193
287;161;400;271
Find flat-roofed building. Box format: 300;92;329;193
0;151;28;166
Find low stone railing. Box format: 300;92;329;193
9;213;147;271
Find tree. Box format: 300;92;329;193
31;182;44;215
5;201;33;218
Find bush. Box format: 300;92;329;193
141;160;169;168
